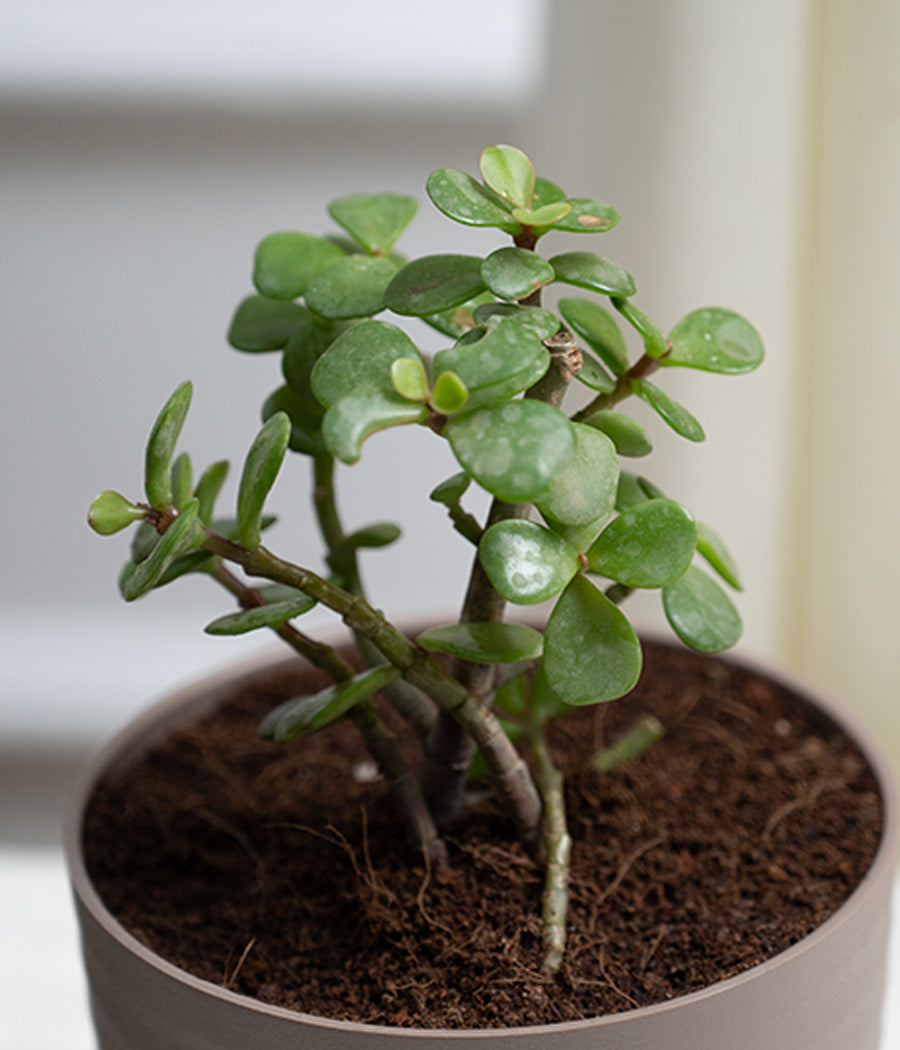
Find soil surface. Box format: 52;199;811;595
82;641;883;1029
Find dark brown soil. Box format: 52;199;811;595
82;641;883;1029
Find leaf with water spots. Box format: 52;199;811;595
664;307;764;374
662;566;743;651
417;622;544;663
534;423;619;526
479;520;580;604
586;499;696;587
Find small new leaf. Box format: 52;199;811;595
88;491;147;536
145;381;192;510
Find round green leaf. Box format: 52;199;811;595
632;378;706;442
583;410;653;457
120;499;202;602
236;412;291;550
445;400;574;503
472;303;560;339
662;566;743;652
479;520;580;605
550;252;636;298
327;193;418;254
227;295;310;352
304;254;398;319
87;491;147;536
322;392;427;464
426;167;521;233
262;385;325;457
430;370;469;415
587;499;697;587
383;254;486;316
551;198;619;234
391;357;429;401
575;351;616;394
511;201;572;227
433;316;549;411
613;298;668;358
479;145;535;209
558;297;628;375
205;596;316;636
696;521;743;590
311;320;422;408
253;232;345;300
543;576;642;705
666;307;764;374
281;316;347;393
144;381;192;510
481;247;555;301
534;423;619;526
417;622;544;663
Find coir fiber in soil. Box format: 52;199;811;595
82;641;883;1028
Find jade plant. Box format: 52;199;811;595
88;145;763;974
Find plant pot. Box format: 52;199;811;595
65;644;898;1050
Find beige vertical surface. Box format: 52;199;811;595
791;0;900;767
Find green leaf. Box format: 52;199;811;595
430;370;469;415
426;167;521;233
481;247;555;301
575;351;616;394
304;254;398;319
391;357;429;402
615;471;652;511
479;145;535;208
194;460;229;525
632;378;706;442
612;298;668;358
322;392;427;464
171;452;193;510
530;663;569;721
417;622;544;663
662;566;743;651
429;471;470;506
205;595;315;636
311;320;422;408
346;522;402;549
511;201;572;227
262;665;401;743
534;423;619;527
327;193;418;254
156;550;213;588
582;410;653;457
539;514;606;555
281;316;347;393
145;381;192;510
445;400;574;503
696;521;743;590
543;576;642;705
120;499;202;601
472;303;560;339
551;198;619;234
253;232;345;300
666;307;764;374
493;674;528;719
262;384;326;457
433;316;549;411
479;520;580;605
87;491;147;536
550;252;636;298
558;297;628;375
383;254;486;316
227;295;310;352
236;412;291;550
587;499;697;587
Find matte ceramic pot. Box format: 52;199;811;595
65;648;898;1050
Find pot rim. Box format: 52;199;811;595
64;638;899;1040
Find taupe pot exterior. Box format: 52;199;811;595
65;647;898;1050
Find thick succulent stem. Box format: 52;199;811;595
200;532;543;852
208;561;446;866
312;453;437;743
571;350;662;422
529;729;571;974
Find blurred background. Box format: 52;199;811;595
1;0;899;1042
